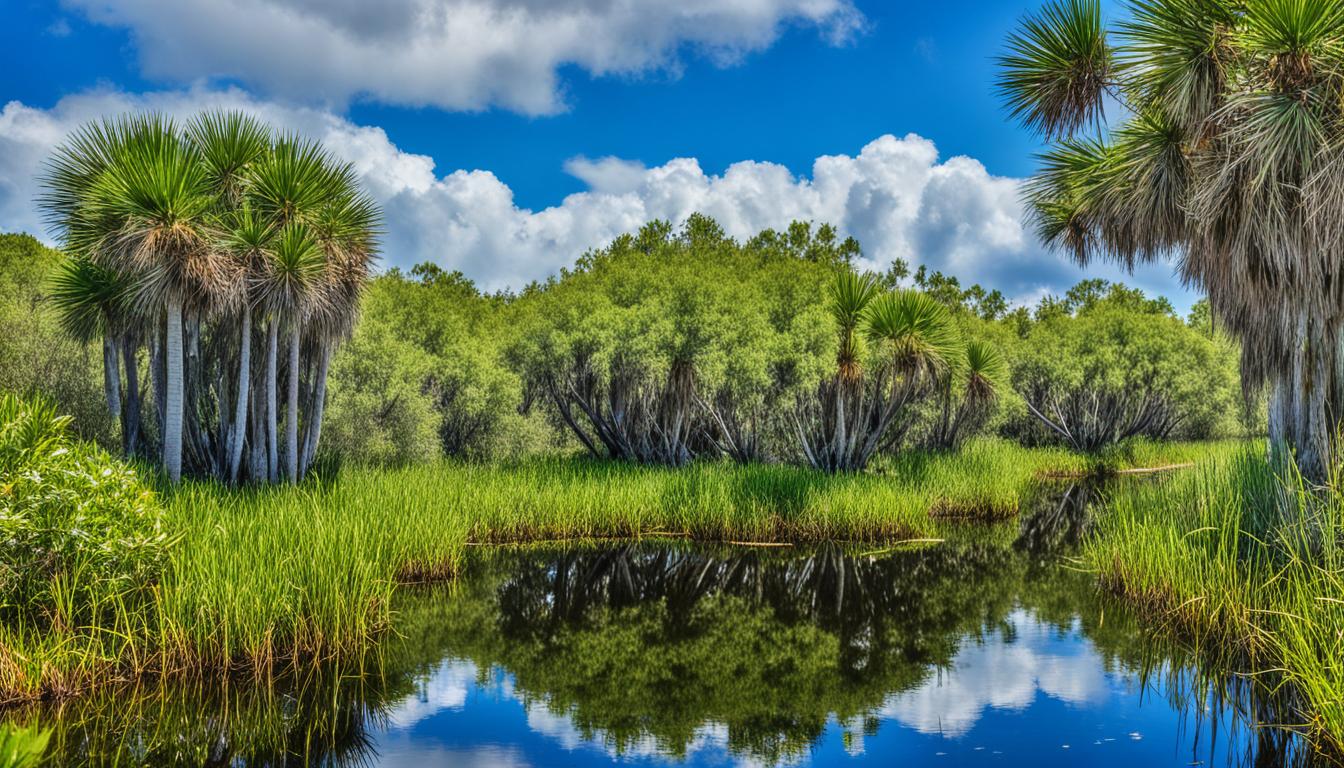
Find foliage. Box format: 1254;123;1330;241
0;724;48;768
1088;449;1344;758
37;111;380;485
320;316;441;468
325;266;543;462
0;235;113;446
1;428;1238;704
1009;283;1241;451
998;0;1344;480
508;216;837;465
0;393;167;638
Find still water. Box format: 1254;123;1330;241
16;485;1314;766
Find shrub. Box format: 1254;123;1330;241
0;234;113;446
1009;289;1240;451
0;393;167;627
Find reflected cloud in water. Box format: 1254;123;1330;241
879;612;1110;737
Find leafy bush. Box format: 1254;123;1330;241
0;393;167;626
0;724;48;768
1008;286;1240;451
321;318;442;468
0;234;113;446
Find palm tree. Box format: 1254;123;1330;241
998;0;1344;482
925;340;1010;451
300;174;379;475
40;112;378;484
798;275;959;471
254;223;325;483
187;111;271;484
220;207;273;483
246;136;344;482
48;255;126;421
861;289;962;459
43;115;232;482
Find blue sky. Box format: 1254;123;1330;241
0;0;1189;308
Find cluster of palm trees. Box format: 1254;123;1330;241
999;0;1344;482
797;272;1005;471
40;111;379;484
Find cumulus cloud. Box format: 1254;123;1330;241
0;86;1187;304
60;0;864;114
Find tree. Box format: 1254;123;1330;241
1010;290;1241;451
998;0;1344;481
796;275;963;471
38;111;379;484
922;340;1011;451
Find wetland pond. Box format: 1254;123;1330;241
12;484;1317;766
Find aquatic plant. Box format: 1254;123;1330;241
0;724;48;768
1087;449;1344;759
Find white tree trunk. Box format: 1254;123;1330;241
121;335;141;456
265;321;279;483
163;299;185;484
301;342;331;476
228;311;252;484
286;326;301;483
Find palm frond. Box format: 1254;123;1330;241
864;289;963;381
998;0;1113;139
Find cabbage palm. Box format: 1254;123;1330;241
247;138;366;482
188;111;271;484
40;118;139;453
255;223;325;482
300;177;379;475
72;116;228;483
48;255;127;419
924;340;1010;451
798;277;958;471
220;207;273;483
39;111;378;484
999;0;1344;482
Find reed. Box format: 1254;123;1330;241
1086;448;1344;759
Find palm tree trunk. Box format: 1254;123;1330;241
286;326;301;483
121;335;141;456
301;342;331;476
228;311;253;484
102;335;122;420
163;298;185;484
151;326;166;449
265;320;279;483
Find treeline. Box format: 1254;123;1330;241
317;215;1247;468
1;215;1247;473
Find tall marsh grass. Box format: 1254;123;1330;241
1088;448;1344;759
0;421;1240;710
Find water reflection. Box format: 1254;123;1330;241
3;483;1320;767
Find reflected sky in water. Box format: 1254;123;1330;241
373;605;1252;767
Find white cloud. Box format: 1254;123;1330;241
60;0;864;114
0;86;1188;305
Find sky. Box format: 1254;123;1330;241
0;0;1194;310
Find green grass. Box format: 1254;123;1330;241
0;436;1241;711
1085;447;1344;759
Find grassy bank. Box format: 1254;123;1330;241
1;435;1240;708
1086;449;1344;759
